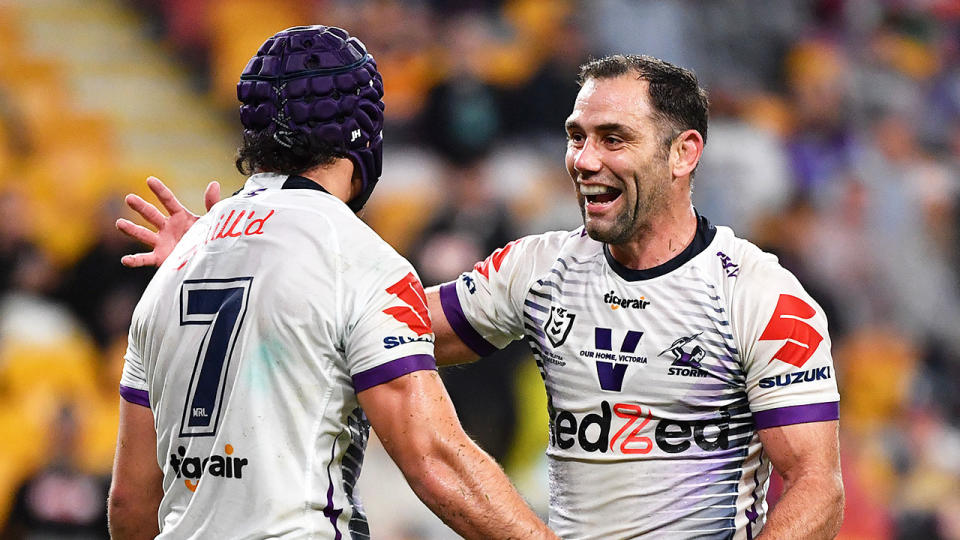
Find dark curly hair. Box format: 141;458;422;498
235;131;348;176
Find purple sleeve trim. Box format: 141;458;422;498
753;401;839;429
119;385;150;408
438;282;497;357
352;354;437;392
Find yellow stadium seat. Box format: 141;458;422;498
207;0;309;106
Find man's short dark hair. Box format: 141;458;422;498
235;132;346;176
578;55;709;146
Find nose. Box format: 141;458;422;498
572;137;602;175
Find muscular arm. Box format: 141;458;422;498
756;420;844;539
425;285;480;366
357;369;554;539
108;398;163;540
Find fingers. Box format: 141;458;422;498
203;181;221;212
116;218;159;247
120;252;158;268
125;193;167;229
147;176;189;217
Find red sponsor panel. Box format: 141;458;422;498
759;294;823;368
383;272;432;336
473;239;520;279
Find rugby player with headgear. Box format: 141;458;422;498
119;41;844;540
108;25;557;540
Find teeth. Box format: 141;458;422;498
580;184;616;196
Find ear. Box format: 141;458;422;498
670;129;704;179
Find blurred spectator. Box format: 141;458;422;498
1;0;959;537
56;197;153;349
418;14;504;164
409;158;522;461
784;39;861;203
0;190;35;297
693;92;794;237
2;405;109;539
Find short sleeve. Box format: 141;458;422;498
119;310;150;408
342;248;437;393
732;258;840;429
439;234;555;355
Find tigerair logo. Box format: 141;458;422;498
603;290;650;310
169;444;249;492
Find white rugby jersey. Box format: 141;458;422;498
440;214;839;540
120;173;436;539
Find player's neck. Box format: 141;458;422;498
607;203;698;271
296;159;358;203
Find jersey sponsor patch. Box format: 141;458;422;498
473;239;519;279
169;443;249;492
383;273;431;336
758;294;823;368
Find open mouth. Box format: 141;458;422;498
581;184;622;206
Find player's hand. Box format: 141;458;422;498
116;176;221;268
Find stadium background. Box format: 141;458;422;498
0;0;959;537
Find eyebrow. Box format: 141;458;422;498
565;120;638;137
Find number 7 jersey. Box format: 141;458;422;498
439;214;839;539
120;173;436;539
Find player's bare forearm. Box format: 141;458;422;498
756;420;844;539
402;426;554;539
109;399;163;540
426;285;480;366
358;371;555;539
757;472;843;539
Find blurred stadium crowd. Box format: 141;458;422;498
0;0;959;538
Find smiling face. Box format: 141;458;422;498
564;75;677;245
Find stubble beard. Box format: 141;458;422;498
582;170;670;246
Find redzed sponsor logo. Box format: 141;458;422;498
383;273;432;336
474;240;520;279
759;294;823;368
552;401;730;454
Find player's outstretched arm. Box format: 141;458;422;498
358;369;556;539
116;176;221;267
425;285;481;366
108;399;163;540
756;420;844;539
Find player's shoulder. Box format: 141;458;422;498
482;227;600;277
518;226;601;258
711;225;808;303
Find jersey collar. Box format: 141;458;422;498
603;212;717;281
281;175;330;193
241;173;331;194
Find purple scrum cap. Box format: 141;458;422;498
237;25;385;212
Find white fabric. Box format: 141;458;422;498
121;173;435;539
444;219;839;539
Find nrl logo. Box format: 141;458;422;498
544;306;576;347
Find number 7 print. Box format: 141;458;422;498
178;277;253;437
